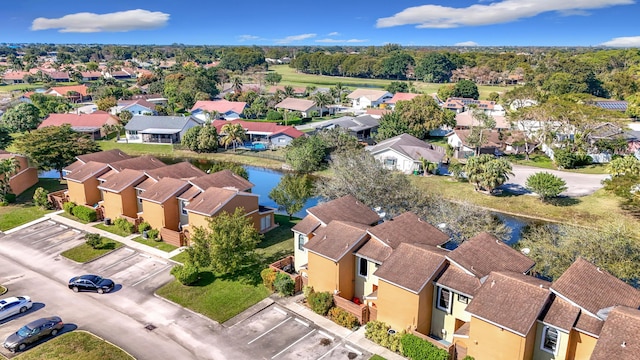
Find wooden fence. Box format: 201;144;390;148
408;330;455;358
332;295;370;325
47;190;68;210
160;228;186;247
269;256;304;293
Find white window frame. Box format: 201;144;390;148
540;326;559;355
137;189;143;204
357;257;368;278
297;234;306;251
437;286;453;313
180;200;188;215
260;215;271;231
457;294;470;304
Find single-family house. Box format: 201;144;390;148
347;89;393;110
38;113;121;139
308;115;380;142
454;110;511;131
125;115;203;144
443;98;504;116
190;100;247;121
114;99;157;116
592;100;628;112
275;98;319;118
49;71;70;82
366;133;445;174
81;71;102;81
2;71;29;84
43;85;90;103
267;86;307;97
211;120;305;148
384;92;420;110
0;151;38;196
130;94;168;106
446;129;506;158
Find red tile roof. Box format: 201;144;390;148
387;92;420;104
2;71;30;80
191;100;247;115
210;120;304;138
46;84;89;97
39;113;119;129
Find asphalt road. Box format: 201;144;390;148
499;164;610;197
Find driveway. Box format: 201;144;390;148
499;164;610;197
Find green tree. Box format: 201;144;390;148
312;92;333;117
181;126;202;152
385;81;409;94
394;95;455;139
415;52;455;83
452;79;479;99
29;93;73;117
14;124;100;179
118;110;133;124
625;93;640;119
464;154;513;194
208;161;249;180
96;96;117;112
33;187;50;209
269;174;314;219
197;125;219;152
437;85;455;102
465;109;496;156
0;157;19;203
525;172;567;202
606;155;640;177
375;112;410;141
265;72;282;85
220;123;246;151
1;103;41;132
0;126;12;149
284;135;327;173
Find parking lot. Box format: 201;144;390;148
227;304;370;360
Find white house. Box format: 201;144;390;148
275;98;319;118
124;115;203;144
190;100;247;121
366;133;445;174
112;99;157;116
347;89;393;110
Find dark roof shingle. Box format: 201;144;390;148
307;195;380;226
304;221;370;262
590;306;640;359
189;169;254;192
373;243;447;294
145;162;206;181
367;212;449;249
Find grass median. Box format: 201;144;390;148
61;238;123;263
157;215;297;323
13;331;133;360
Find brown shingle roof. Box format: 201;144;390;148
373;243;447;294
435;265;482;297
465;271;551;336
145;162;206;181
590;306;640;359
177;186;201;201
291;215;322;235
551;257;640;318
367;212;450;249
138;178;190;204
539;296;581;332
134;177;157;191
189;170;254;192
447;232;534;278
304;221;370;262
109;155;165;172
307;195;380;226
64;161;110;182
354;237;392;264
574;312;605;337
184;187;248;216
98;169;147;193
75;149;131;165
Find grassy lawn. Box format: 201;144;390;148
93;223;133;237
58;212;91;224
61;238;123;263
0;179;67;231
369;356;387;360
133;236;178;252
98;140;175;156
506;153;608;175
14;331;133;360
156;215;298;323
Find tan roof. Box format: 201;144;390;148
435;265;482;297
551;257;640;318
455;110;510;129
354;237;392;264
540;296;581;332
307;195;380;226
291;215;322;235
448;129;504;148
63;160;84;173
304;221;370;262
145;162;206;181
189;170;254;192
347;89;390;101
465;271;551;336
591;306;640;359
446;232;534;278
574;312;605;337
75;149;131;165
367;212;449;248
109;155;165;172
184;187;244;216
133;177;157;191
138;178;190;204
373;243;448;294
64;161;110;183
98;169;147;193
387;92;420;104
275;98;316;112
177;186;201;201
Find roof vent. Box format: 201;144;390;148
597;267;603;273
491;280;496;288
539;284;544;288
521;248;531;255
622;341;627;348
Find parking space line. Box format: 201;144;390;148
318;330;334;341
248;317;291;344
30;228;73;244
21;225;65;240
274;307;287;316
131;264;172;287
294;318;309;327
99;249;137;271
344;344;362;356
271;329;316;359
42;235;84;250
317;344;340;360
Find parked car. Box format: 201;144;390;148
2;316;64;352
0;296;32;321
68;274;114;294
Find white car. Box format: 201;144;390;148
0;296;32;321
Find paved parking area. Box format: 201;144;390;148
227;304;370;360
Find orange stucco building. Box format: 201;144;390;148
0;151;38;196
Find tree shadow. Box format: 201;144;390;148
546;197;580;207
98;242;116;250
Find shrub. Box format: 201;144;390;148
170;262;200;285
273;272;295;296
33;187;50;209
574;152;592;167
63;201;76;215
114;217;134;235
137;221;151;232
308;291;333;316
3;193;16;204
553;148;576;169
365;321;403;353
401;333;449;360
261;268;277;291
266;110;283;121
85;233;102;249
302;285;314;299
147;228;160;241
462;356;475;360
72;205;97;222
328;307;359;329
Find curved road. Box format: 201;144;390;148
500;164;610;197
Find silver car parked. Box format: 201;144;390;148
0;296;32;321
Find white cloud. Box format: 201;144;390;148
328;32;340;36
316;38;368;43
600;36;640;47
454;41;479;46
275;33;316;44
238;35;260;42
31;9;169;33
376;0;633;28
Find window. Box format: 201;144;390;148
541;326;559;354
384;158;396;167
180;200;188;215
458;294;470;304
260;216;271;231
297;234;306;251
137;190;143;204
358;257;368;277
437;287;452;313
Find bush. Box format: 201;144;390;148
85;233;102;249
3;193;16;204
328;307;359;329
137;221;151;232
33;187;50;209
266;110;283;121
308;291;333;316
365;321;403;353
401;333;450;360
462;356;475;360
574;152;593;167
261;268;277;291
273;272;295;296
72;205;97;222
147;228;160;241
302;285;314;299
114;217;134;235
170;262;200;285
553;148;592;169
63;201;76;215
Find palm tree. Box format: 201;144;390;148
0;157;20;202
232;77;243;94
283;85;295;98
220;123;246;151
312;92;332;118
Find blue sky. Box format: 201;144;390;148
2;0;640;47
